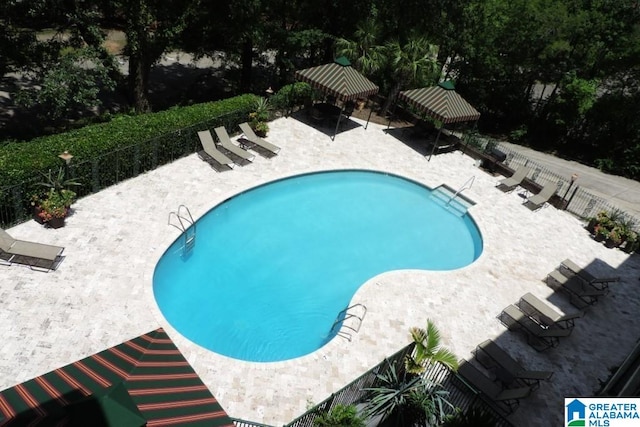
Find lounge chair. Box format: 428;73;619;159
497;166;531;192
559;258;620;290
517;292;584;330
498;304;572;351
474;339;553;389
239;122;281;158
214;126;255;165
546;269;608;309
457;359;532;414
0;229;64;272
523;182;557;210
197;130;235;172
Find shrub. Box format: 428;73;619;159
269;82;313;111
0;94;259;186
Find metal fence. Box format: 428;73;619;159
0;110;248;228
284;342;512;427
232;419;277;427
468;136;640;228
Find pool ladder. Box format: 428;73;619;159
447;175;475;205
168;205;196;254
329;303;367;341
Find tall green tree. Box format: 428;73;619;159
117;0;197;112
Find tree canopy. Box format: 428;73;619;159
1;0;639;179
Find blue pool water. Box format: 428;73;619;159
153;170;483;362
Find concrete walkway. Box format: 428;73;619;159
1;115;639;426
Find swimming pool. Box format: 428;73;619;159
153;170;483;362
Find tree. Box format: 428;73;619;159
335;17;386;76
118;0;198;113
404;319;458;374
379;37;440;115
15;46;116;123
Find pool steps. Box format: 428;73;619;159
431;184;476;216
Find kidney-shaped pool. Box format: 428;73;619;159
153;170;483;362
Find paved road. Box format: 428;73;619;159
500;141;640;219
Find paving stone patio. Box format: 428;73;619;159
1;114;639;426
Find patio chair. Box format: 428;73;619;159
474;339;553;390
0;228;64;272
239;122;281;158
497;166;531;192
214;126;255;165
197;130;235;172
517;292;584;330
559;258;621;290
523;182;557;210
498;304;572;351
546;269;608;309
457;359;532;415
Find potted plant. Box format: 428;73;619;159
32;167;81;227
37;189;76;228
621;230;638;253
605;227;623;248
249;97;270;137
593;225;609;242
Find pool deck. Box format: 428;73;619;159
1;114;639;426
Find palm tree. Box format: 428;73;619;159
405;319;459;374
335;17;386;75
379;37;440;116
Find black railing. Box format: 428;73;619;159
0;110;248;228
464;134;640;227
231;418;277;427
284;342;512;427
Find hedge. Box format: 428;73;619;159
0;93;259;185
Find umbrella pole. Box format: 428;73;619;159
463;120;479;156
366;103;374;130
332;107;344;141
428;128;442;162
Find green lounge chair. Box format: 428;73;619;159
214;126;255;165
498;304;572;351
546;269;608;309
239;122;281;158
197;130;234;172
517;292;584;330
457;359;532;415
0;228;64;272
523;182;557;210
560;258;620;290
497;166;531;192
475;339;553;390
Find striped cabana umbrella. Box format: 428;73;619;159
398;81;481;160
295;57;379;139
0;328;235;427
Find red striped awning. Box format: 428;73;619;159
398;83;480;124
295;57;379;102
0;328;235;426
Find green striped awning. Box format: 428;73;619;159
0;328;235;427
295;57;379;102
398;83;480;124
